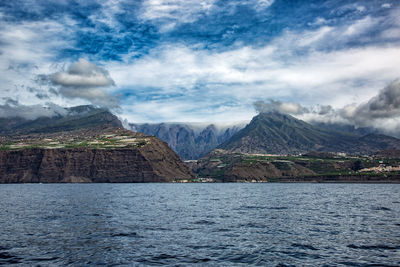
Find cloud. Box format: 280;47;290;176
1;0;400;125
139;0;216;31
253;100;309;115
50;59;118;108
110;40;400;112
51;59;115;87
0;99;67;120
0;16;79;107
138;0;275;31
291;80;400;136
345;80;400;124
316;105;333;115
343;16;378;36
250;81;400;136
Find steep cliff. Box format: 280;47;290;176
0;130;194;183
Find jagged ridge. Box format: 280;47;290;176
131;123;243;159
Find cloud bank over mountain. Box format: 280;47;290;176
0;99;67;120
254;100;309;115
262;80;400;136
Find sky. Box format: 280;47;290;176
1;0;400;133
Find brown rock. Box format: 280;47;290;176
0;139;194;183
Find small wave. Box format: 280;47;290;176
277;249;320;259
211;228;231;232
220;253;258;264
144;226;169;231
151;253;176;260
187;244;211;249
193;220;216;225
268;207;288;210
181;256;212;263
241;205;266;209
136;253;177;265
30;256;59;262
0;251;22;264
111;232;139;237
43;215;62;220
291;243;318;250
347;244;399;250
373;206;392;211
138;254;211;265
239;222;266;229
337;261;398;267
191;257;211;263
179;227;196;231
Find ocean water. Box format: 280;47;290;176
0;183;399;266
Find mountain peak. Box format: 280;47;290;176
219;113;400;155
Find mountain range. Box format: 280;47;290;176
218;112;400;155
1;105;399;158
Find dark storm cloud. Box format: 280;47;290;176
258;81;400;127
51;59;114;88
291;81;400;134
345;80;400;125
49;59;118;108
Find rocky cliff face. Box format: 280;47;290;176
0;137;194;183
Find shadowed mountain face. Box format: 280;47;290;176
130;123;243;160
0;105;122;135
219;112;400;155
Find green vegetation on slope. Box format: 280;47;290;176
0;129;151;151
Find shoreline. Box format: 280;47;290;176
1;179;400;184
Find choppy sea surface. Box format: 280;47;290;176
0;183;400;266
